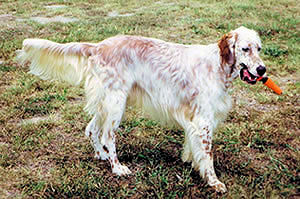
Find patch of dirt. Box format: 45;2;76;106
252;103;280;112
18;113;61;126
0;14;15;22
279;75;300;92
44;5;68;10
0;14;17;27
0;9;78;28
107;11;134;18
30;16;79;24
233;88;279;112
27;159;56;178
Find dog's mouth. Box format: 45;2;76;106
240;64;258;85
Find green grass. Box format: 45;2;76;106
0;0;299;198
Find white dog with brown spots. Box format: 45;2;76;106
17;26;266;193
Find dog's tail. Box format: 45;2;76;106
17;39;97;85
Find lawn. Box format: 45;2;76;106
0;0;299;198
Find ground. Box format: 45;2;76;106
0;0;299;198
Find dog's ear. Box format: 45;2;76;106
218;33;236;66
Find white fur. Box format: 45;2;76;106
17;26;265;193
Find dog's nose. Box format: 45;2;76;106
256;65;266;76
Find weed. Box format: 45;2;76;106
264;45;288;58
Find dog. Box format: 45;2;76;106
17;26;266;193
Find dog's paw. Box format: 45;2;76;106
208;179;227;193
212;182;227;193
94;150;110;160
112;164;132;176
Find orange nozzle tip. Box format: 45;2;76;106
263;77;282;95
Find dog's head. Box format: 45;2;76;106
218;26;266;84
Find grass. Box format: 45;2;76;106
0;0;299;198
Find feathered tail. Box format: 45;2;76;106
17;39;97;85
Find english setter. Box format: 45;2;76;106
18;26;266;193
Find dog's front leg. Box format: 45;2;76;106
184;121;227;193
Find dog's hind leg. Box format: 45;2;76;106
182;132;192;163
85;115;109;160
98;90;131;176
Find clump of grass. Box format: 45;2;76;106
264;45;288;58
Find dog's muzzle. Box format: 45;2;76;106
240;63;265;85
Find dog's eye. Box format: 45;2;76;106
242;48;250;52
258;47;261;52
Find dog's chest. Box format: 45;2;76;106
196;80;232;124
213;92;231;122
